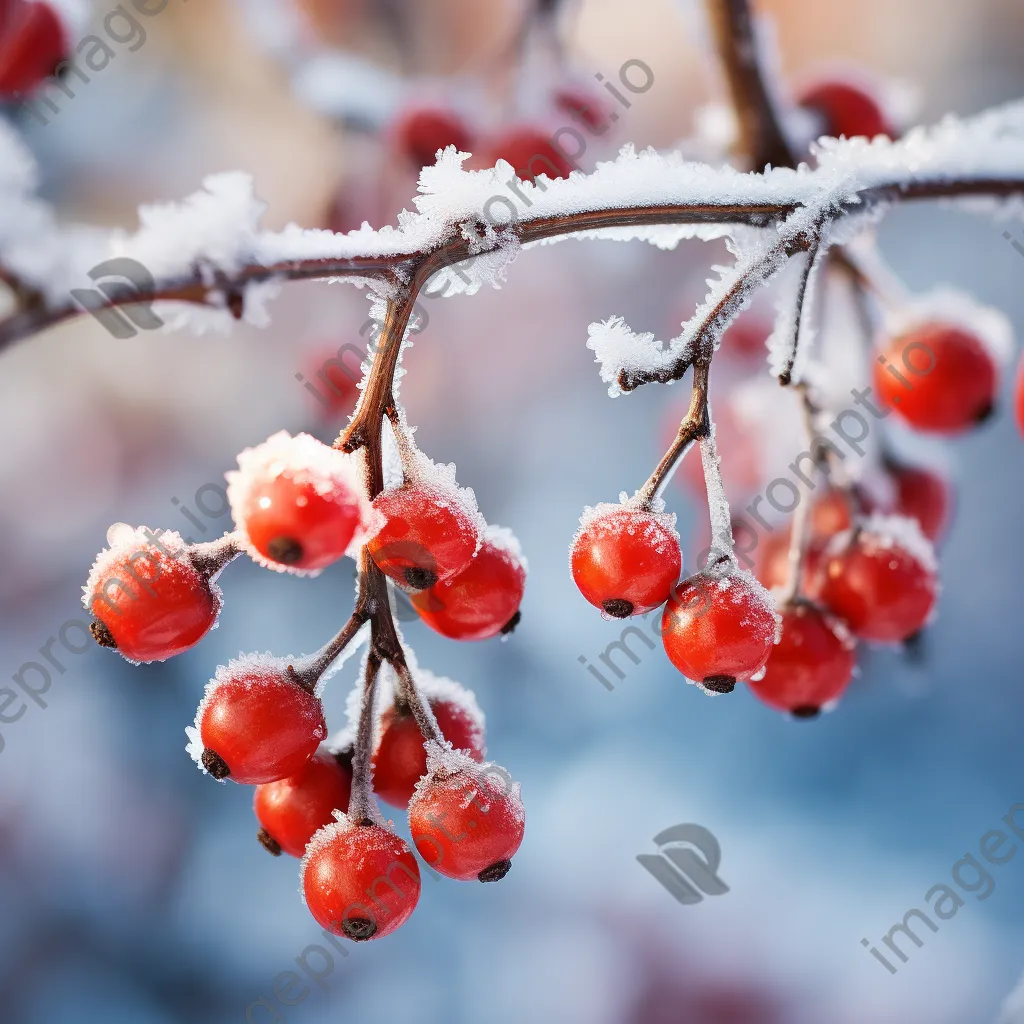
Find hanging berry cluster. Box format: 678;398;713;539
83;419;527;943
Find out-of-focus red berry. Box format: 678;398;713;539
304;349;361;418
393;107;473;169
254;749;352;857
748;602;856;717
552;85;610;133
302;818;420;941
798;78;894;139
890;465;951;542
372;699;485;809
0;1;68;97
570;505;681;618
1015;356;1024;439
873;322;997;434
483;127;574;183
661;570;778;692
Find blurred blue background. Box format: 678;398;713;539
1;0;1024;1021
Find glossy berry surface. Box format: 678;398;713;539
873;322;997;433
410;761;525;882
484;127;574;183
367;485;478;590
196;668;327;784
372;699;485;809
394;107;473;168
303;818;420;941
0;1;67;97
891;465;951;542
571;506;681;618
661;571;778;691
748;603;856;717
412;534;525;640
818;526;937;643
254;749;352;858
798;78;893;139
85;535;220;663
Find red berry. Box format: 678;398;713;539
411;528;526;640
367;484;479;590
798;77;894;140
409;750;524;882
302;817;420;941
873;322;997;433
1015;356;1024;439
818;517;938;643
890;465;951;542
190;656;327;784
755;528;826;598
0;1;68;97
722;316;770;360
552;85;610;133
373;693;485;809
254;749;352;858
84;526;220;663
570;505;681;618
661;570;778;692
748;602;856;718
394;107;473;169
304;347;360;419
228;432;365;573
484;126;574;183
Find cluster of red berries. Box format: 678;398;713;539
0;1;70;98
83;429;527;941
390;84;608;182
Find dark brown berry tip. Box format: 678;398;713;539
974;401;996;425
267;536;304;565
791;705;821;720
702;675;736;694
602;598;634;618
478;859;512;883
500;610;522;635
332;746;354;772
257;828;282;856
342;917;377;941
202;748;231;779
403;566;438;590
777;370;792;386
90;619;117;649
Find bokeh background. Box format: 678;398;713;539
2;0;1024;1021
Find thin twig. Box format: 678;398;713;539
347;649;383;824
391;658;444;745
777;224;826;385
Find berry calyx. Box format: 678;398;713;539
0;1;68;97
83;525;222;663
570;504;681;617
254;748;353;858
747;602;856;718
798;77;894;140
409;748;525;882
189;656;327;785
818;516;938;643
661;569;778;691
873;322;998;433
302;816;420;941
889;464;951;542
227;431;366;574
411;527;526;641
367;483;479;591
373;686;485;809
393;106;473;169
484;127;574;183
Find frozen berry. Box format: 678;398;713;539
84;526;221;663
412;528;526;640
373;695;485;809
190;656;327;784
394;106;473;169
890;464;951;542
303;817;420;941
409;751;524;882
873;322;997;433
571;505;681;617
367;484;479;591
748;602;856;717
798;77;894;139
228;431;365;573
661;570;778;692
0;1;68;97
254;749;353;857
818;517;938;643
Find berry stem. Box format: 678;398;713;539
289;609;371;691
777;223;826;386
188;533;243;580
391;657;445;745
347;647;384;825
699;421;737;566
